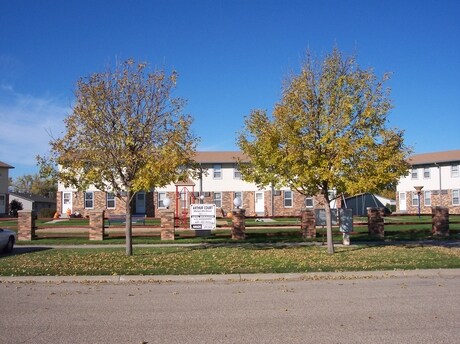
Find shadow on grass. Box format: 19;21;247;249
0;246;52;259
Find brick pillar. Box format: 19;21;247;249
432;206;449;237
17;210;36;241
160;209;175;240
232;208;246;240
367;207;384;238
89;210;105;240
300;209;316;238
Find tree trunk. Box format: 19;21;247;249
125;190;133;256
324;200;335;254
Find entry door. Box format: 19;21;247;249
255;192;264;215
136;192;146;214
0;194;5;214
62;192;72;214
399;192;406;212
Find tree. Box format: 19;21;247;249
238;48;411;254
11;174;57;199
38;59;198;256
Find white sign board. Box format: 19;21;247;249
190;204;216;230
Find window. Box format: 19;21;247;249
411;169;418;179
284;190;293;207
305;197;314;208
452;165;459;178
234;164;241;179
84;191;94;209
158;192;166;208
423;168;430;179
213;164;222;179
424;191;431;206
106;192;116;209
453;190;460;205
411;192;419;206
214;192;222;208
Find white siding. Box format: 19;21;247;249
397;165;460;192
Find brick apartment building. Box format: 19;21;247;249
396;150;460;214
57;151;337;218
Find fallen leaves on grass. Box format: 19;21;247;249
1;245;460;276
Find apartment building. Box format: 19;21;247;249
396;150;460;214
57;151;328;218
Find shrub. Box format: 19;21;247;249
38;208;57;218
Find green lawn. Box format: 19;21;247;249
1;245;460;276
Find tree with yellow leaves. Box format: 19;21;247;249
238;49;411;254
39;59;198;256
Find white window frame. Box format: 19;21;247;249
411;192;419;206
106;192;116;209
453;190;460;205
411;168;418;179
423;167;430;179
424;191;431;206
158;192;166;208
214;192;222;208
452;165;459;178
213;164;222;179
84;191;94;209
304;196;314;208
233;164;241;179
283;190;293;208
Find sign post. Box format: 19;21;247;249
190;204;216;230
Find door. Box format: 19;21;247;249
136;192;146;214
399;192;406;212
255;192;264;215
0;194;5;214
62;192;72;214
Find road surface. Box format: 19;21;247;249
1;271;459;343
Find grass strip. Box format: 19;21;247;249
1;245;460;276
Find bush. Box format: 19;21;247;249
38;208;57;218
9;200;23;217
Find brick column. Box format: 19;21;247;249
89;210;105;240
432;206;449;237
232;208;246;240
300;209;316;238
160;209;175;240
18;210;36;241
367;207;384;238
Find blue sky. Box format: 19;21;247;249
1;0;459;179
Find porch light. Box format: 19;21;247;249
163;197;171;209
233;197;242;209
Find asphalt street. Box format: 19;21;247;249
1;270;459;344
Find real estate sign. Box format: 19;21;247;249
190;204;216;230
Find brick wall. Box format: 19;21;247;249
397;190;460;214
60;190;159;217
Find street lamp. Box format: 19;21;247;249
233;197;242;209
163;197;171;209
414;186;423;218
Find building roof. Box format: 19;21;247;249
408;150;460;166
0;161;14;169
9;192;56;204
193;151;248;163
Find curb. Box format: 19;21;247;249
1;269;459;284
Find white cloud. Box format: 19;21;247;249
0;87;70;169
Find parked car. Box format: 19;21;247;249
0;228;16;253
